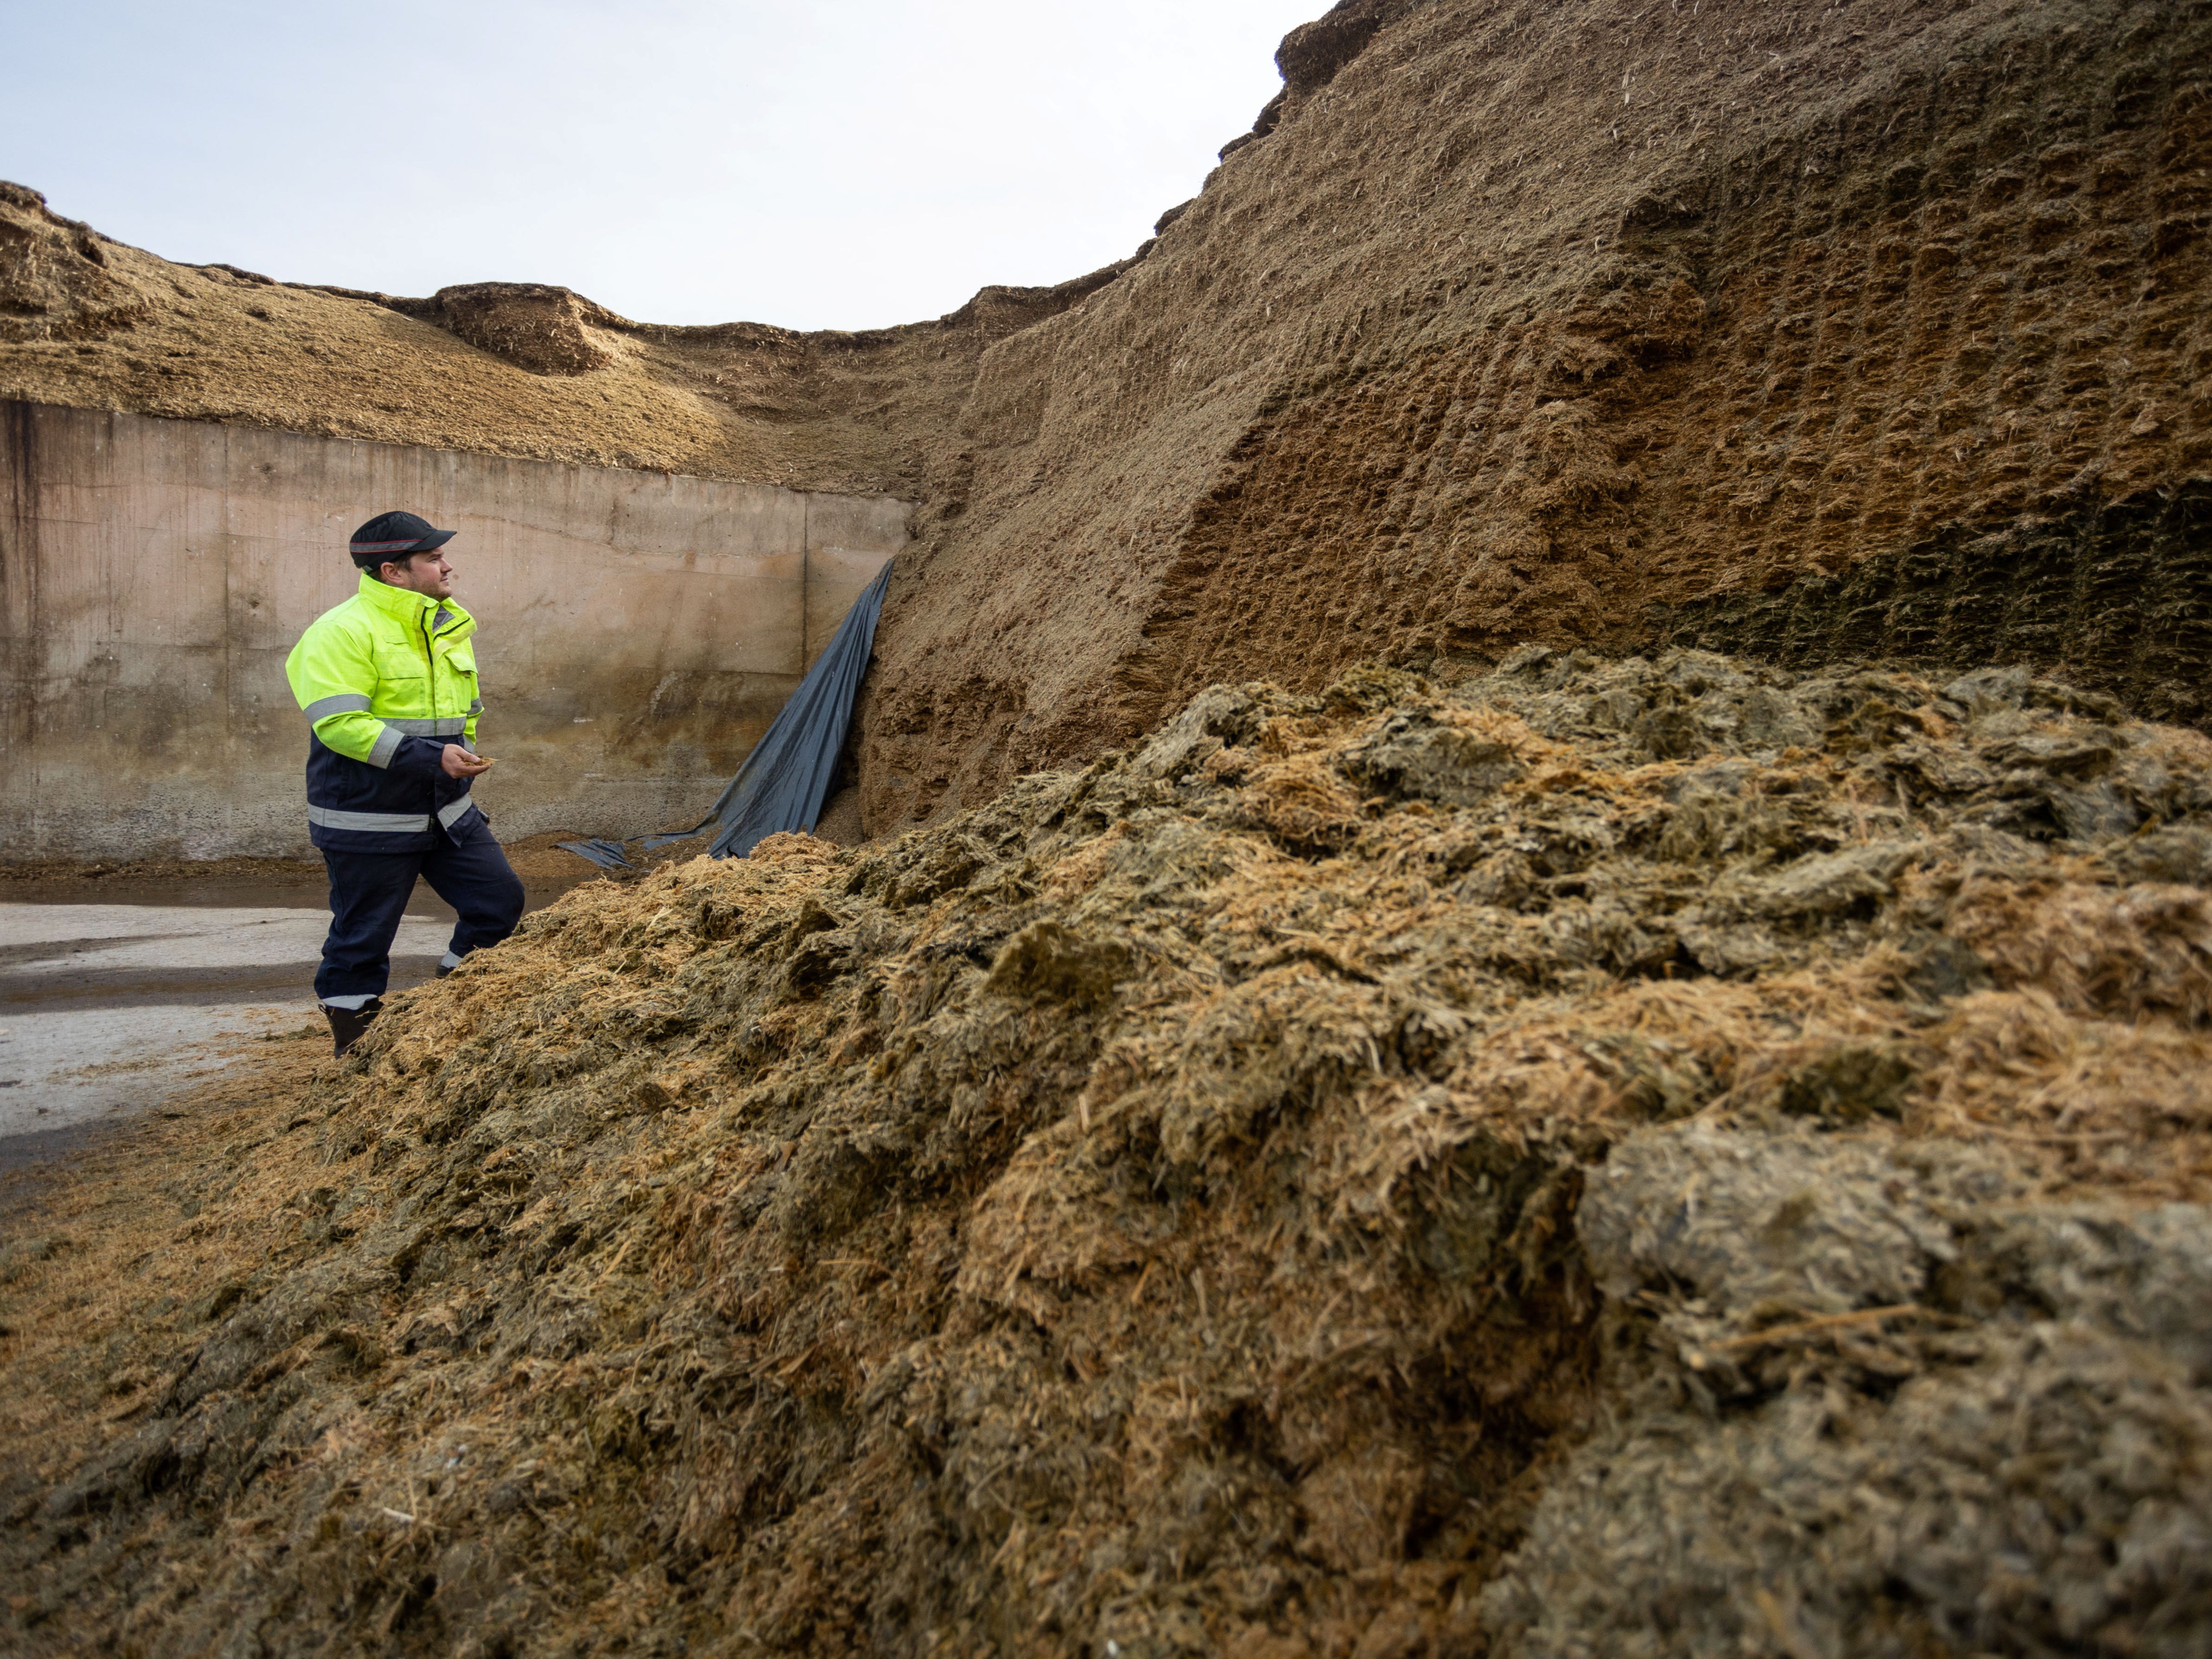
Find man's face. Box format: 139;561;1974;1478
379;549;456;600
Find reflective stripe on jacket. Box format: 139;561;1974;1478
284;573;487;853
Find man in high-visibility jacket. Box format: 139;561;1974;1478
286;511;525;1055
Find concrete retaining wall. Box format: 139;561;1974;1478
0;401;908;860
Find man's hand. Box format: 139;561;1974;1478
441;744;494;778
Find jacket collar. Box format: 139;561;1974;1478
355;571;474;633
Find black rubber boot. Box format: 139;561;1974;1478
322;998;383;1058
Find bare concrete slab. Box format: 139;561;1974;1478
0;900;452;1159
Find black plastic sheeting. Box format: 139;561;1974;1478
558;559;893;871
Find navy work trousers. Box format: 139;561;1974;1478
316;819;526;1001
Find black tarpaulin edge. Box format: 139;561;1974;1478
557;557;894;870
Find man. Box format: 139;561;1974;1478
285;511;526;1056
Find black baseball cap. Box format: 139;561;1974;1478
349;511;456;569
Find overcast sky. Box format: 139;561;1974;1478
3;0;1320;332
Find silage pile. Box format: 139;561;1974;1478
10;648;2212;1657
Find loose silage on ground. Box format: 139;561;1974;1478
5;646;2211;1657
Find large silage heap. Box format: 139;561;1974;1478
7;648;2212;1654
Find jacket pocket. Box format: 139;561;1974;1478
375;642;428;688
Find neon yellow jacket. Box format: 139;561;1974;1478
284;573;486;851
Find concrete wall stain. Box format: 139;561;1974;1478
0;400;909;859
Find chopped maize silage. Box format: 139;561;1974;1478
5;647;2212;1658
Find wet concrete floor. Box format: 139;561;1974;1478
0;867;595;1170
